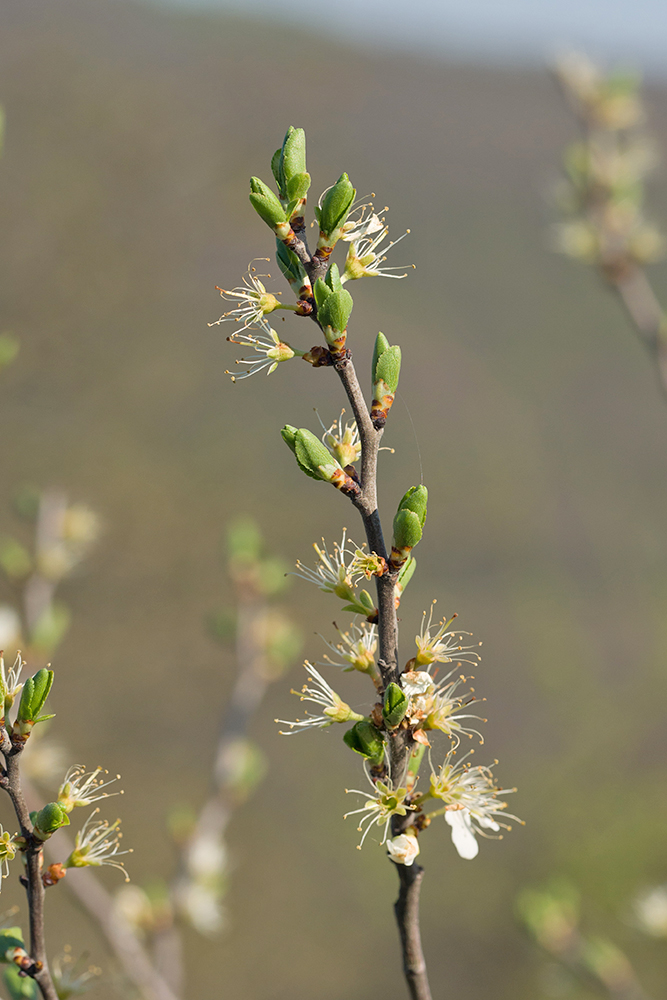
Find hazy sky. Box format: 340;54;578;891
145;0;667;73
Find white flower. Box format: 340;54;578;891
414;602;482;669
293;530;364;598
57;765;122;813
387;831;420;866
400;663;485;746
339;205;385;243
316;409;361;467
276;662;363;734
224;327;299;382
342;223;412;281
344;779;412;848
322;621;377;674
429;750;521;860
209;262;282;333
65;810;132;880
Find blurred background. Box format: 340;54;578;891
0;0;667;997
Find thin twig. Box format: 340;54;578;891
3;755;59;1000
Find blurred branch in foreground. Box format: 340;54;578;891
518;881;653;1000
45;517;300;1000
0;488;101;667
554;52;667;395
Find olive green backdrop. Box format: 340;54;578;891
0;2;666;997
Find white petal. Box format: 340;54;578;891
401;671;434;696
445;809;479;860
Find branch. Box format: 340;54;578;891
330;347;432;999
394;863;432;1000
3;755;59;1000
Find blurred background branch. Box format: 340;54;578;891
554;52;667;394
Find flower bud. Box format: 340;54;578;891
387;829;420;866
382;681;409;729
391;486;428;569
32;801;70;842
343;720;385;764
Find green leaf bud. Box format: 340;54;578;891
391;486;428;568
383;682;409;729
14;668;55;739
294;429;341;482
281;425;299;454
16;677;34;724
313;277;332;310
398;485;428;528
30;667;54;717
33;801;69;841
393;509;423;551
317;288;353;351
325;263;343;294
249;177;288;231
270;148;282;190
280;127;307;186
395;555;416;604
319;173;356;238
343;720;385;764
371;334;401;428
286;171;311;206
374;345;401;395
372;332;391;380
